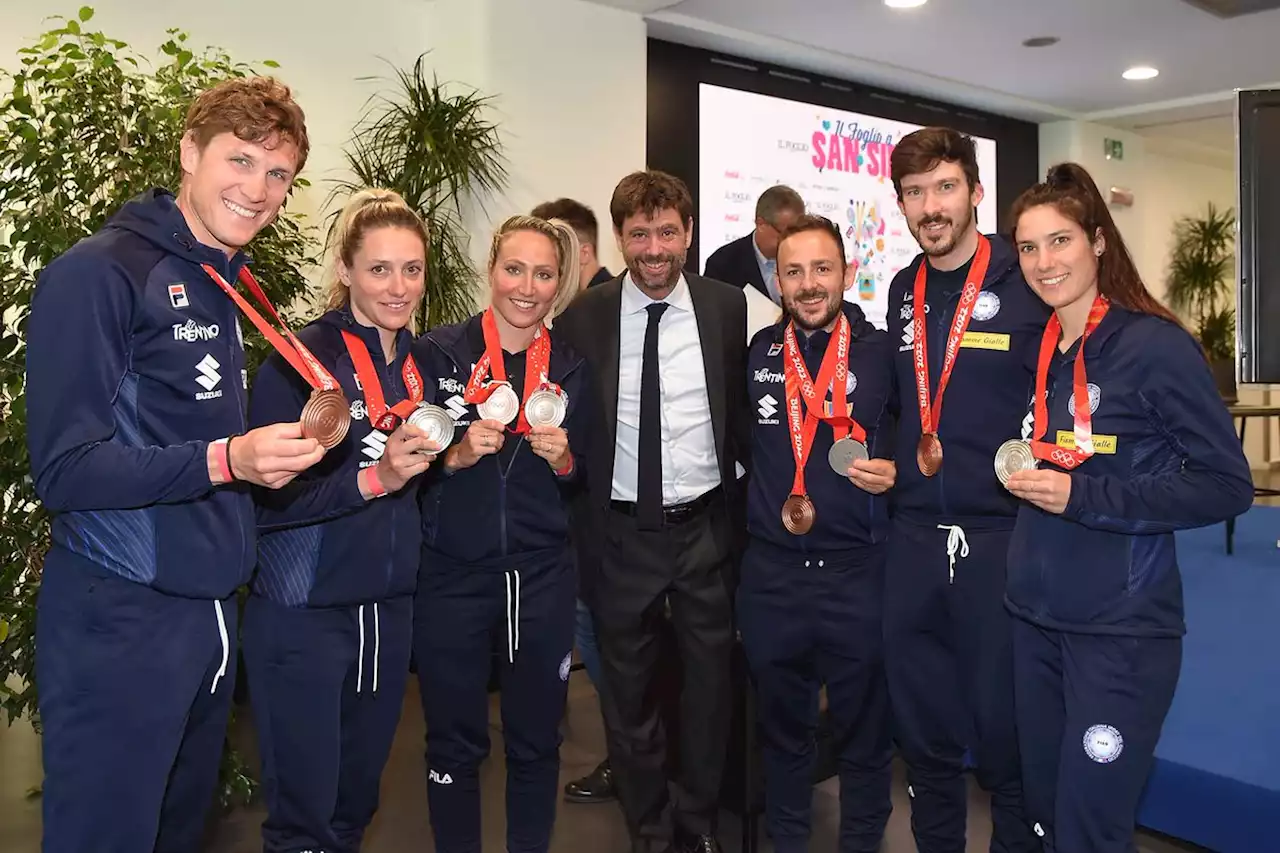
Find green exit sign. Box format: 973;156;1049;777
1104;138;1124;160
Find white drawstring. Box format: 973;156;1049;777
357;604;366;693
504;570;522;664
937;524;970;585
372;602;381;694
211;600;229;695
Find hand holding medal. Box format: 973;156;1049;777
445;419;508;473
526;425;571;472
371;419;441;493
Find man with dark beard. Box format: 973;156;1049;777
883;127;1048;853
554;170;749;853
739;214;896;853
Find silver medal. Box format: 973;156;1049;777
828;437;869;475
406;404;456;452
477;382;519;425
994;438;1038;488
524;387;568;428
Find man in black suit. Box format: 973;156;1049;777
556;170;748;853
703;184;805;304
532;197;614;289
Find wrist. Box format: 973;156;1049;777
553;453;574;477
208;438;235;485
359;466;389;500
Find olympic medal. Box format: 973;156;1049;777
406;404;456;452
477;381;519;425
781;494;816;536
994;438;1038;489
916;432;943;477
828;437;869;476
524;387;568;429
300;389;351;449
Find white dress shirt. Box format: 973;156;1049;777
611;273;721;504
752;233;782;305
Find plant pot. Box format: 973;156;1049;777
1211;358;1238;404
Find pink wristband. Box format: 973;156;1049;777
211;438;233;484
362;466;389;498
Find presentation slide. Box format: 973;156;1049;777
698;84;999;330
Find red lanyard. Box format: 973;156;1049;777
911;235;992;437
201;264;339;392
1030;296;1110;469
341;330;424;432
463;308;551;435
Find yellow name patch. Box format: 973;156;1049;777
960;331;1011;351
1056;431;1117;455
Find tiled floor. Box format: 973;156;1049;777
0;671;1204;852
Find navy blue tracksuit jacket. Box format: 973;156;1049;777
413;313;595;853
882;235;1049;853
1006;306;1254;853
25;188;255;852
243;309;423;852
740;303;893;852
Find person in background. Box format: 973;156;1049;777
25;77;324;853
882;127;1047;853
530;197;617;805
1003;163;1254;852
413;216;595;853
739;214;896;852
533;197;614;290
556;170;749;853
243;190;436;853
704;184;805;305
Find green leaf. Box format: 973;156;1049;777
78;6;94;21
66;20;81;35
262;59;280;68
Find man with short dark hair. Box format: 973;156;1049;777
556;170;749;853
883;126;1048;853
532;197;613;289
704;184;805;304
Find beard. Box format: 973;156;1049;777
625;249;685;293
783;287;843;332
911;205;975;258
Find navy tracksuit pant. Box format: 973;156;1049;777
413;551;576;853
883;516;1037;853
1012;618;1181;853
241;594;413;853
737;539;893;853
36;549;237;853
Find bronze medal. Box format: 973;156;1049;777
300;388;351;449
781;494;816;536
916;432;943;477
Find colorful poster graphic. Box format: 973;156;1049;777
697;84;999;330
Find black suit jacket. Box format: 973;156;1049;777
704;233;769;300
556;273;750;605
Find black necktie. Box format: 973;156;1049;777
637;302;669;530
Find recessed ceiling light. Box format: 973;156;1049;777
1123;66;1159;80
1022;36;1059;48
885;0;928;8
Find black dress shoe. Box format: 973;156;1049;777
563;759;615;803
677;834;722;853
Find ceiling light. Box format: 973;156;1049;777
1022;36;1059;48
1123;66;1159;80
885;0;928;8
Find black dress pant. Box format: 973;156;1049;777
593;491;735;852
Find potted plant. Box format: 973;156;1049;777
333;54;508;329
1165;203;1237;402
0;7;316;809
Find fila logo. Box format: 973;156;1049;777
767;343;783;357
353;373;364;391
362;430;388;461
439;377;465;394
168;283;189;309
429;770;454;785
754;368;784;384
172;319;219;342
195;354;223;400
757;394;779;421
444;395;469;421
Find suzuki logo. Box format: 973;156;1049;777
444;395;469;420
362;430;388;460
758;394;778;420
172;319;219;342
195;354;222;400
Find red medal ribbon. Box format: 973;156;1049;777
782;314;866;496
464;307;552;435
202;264;339;392
911;235;993;438
341;330;425;432
1029;295;1111;470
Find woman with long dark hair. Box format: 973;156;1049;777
999;162;1253;851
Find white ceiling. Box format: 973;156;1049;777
587;0;1280;154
